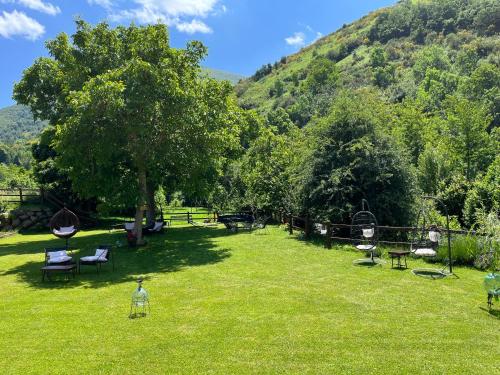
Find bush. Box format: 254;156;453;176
438;234;482;266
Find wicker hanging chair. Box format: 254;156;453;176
50;207;80;247
350;199;382;266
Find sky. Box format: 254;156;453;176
0;0;397;108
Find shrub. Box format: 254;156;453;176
438;234;482;266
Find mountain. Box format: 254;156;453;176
0;69;245;146
0;105;46;144
203;68;245;85
236;0;499;119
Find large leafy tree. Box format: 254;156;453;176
14;20;240;243
442;96;493;182
296;91;416;225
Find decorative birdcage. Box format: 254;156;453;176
129;278;150;318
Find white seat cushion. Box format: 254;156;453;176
81;249;108;262
414;248;437;257
47;250;72;264
53;226;76;236
80;255;100;262
356;244;376;251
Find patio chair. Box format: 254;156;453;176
45;247;74;265
79;245;114;273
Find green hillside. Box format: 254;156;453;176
0;105;46;144
203;68;245;85
236;0;499;118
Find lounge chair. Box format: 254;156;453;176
79;245;114;273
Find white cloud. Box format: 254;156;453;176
286;25;323;48
1;0;60;16
285;32;305;47
87;0;113;10
0;10;44;40
176;19;211;34
109;0;221;34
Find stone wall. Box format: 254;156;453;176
0;207;53;231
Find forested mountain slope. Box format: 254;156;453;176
225;0;499;229
237;0;499;122
0;105;46;144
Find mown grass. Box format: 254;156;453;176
0;225;498;374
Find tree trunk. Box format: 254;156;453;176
133;166;148;245
145;179;156;226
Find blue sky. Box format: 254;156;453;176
0;0;396;108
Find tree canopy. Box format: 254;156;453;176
14;20;241;242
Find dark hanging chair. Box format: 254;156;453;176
50;207;80;248
350;199;382;266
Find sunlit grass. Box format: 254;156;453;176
0;225;498;374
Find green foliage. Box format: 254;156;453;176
14;20;241;242
369;0;499;43
416;68;459;110
296;91;416;224
0;105;47;144
413;46;451;81
472;209;500;270
170;192;185;208
460;62;500;126
442;95;493;182
463;155;500;226
303;57;339;94
372;65;395;88
267;108;296;135
439;233;482;266
269;79;285;97
240;127;302;213
437;174;469;223
0;163;36;189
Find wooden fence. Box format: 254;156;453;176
281;213;486;249
0;188;42;203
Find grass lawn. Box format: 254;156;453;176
0;225;498;374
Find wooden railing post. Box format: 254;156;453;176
325;222;332;249
19;188;23;203
288;214;293;235
187;212;191;224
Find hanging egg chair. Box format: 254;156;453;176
410;196;454;279
351;199;382;266
50;207;80;249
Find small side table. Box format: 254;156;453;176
388;250;410;269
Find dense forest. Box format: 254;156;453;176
223;0;499;230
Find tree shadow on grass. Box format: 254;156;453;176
0;226;231;289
